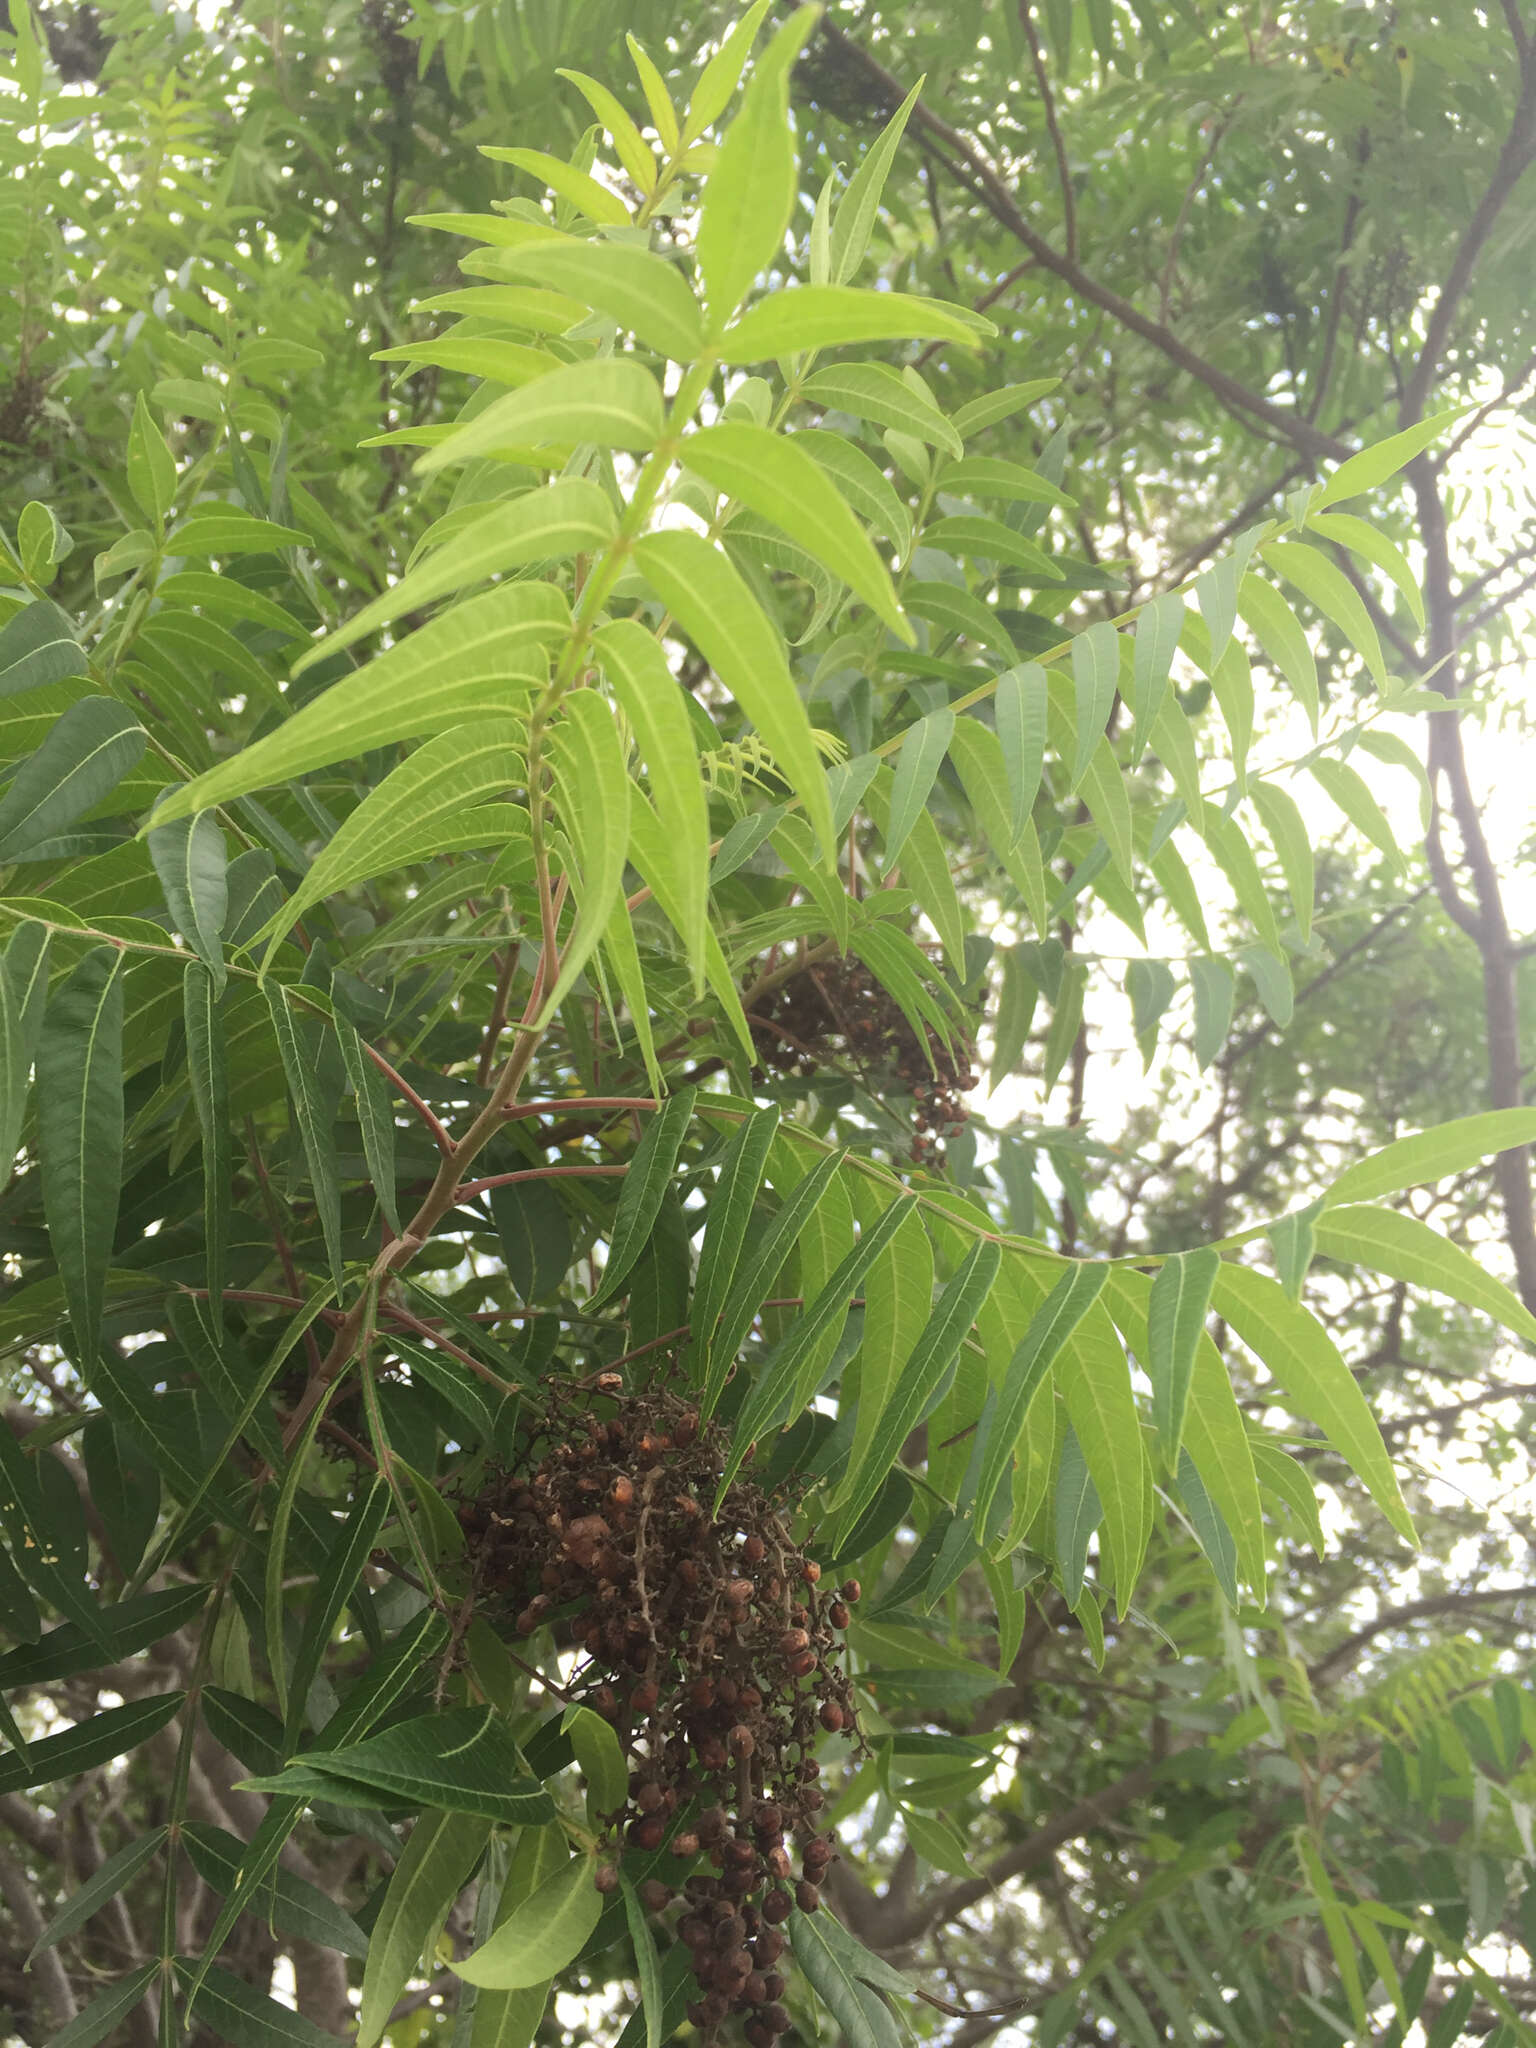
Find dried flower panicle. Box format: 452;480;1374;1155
456;1378;865;2044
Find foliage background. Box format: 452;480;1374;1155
2;2;1536;2046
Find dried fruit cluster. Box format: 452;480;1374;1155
751;951;978;1166
457;1379;864;2044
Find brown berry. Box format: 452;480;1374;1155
779;1627;810;1656
763;1971;786;1999
671;1830;701;1860
754;1928;786;1965
762;2001;792;2035
745;2022;774;2048
819;1700;845;1732
743;1533;766;1564
631;1678;660;1715
639;1878;672;1913
745;1971;768;2006
727;1578;756;1605
628;1815;666;1851
753;1800;783;1835
766;1845;792;1879
610;1474;634;1508
787;1649;817;1678
828;1600;851;1630
728;1723;756;1758
796;1880;821;1913
595;1863;621;1894
762;1888;793;1925
840;1579;861;1602
802;1560;821;1583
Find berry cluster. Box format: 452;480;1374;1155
752;952;978;1166
456;1380;864;2043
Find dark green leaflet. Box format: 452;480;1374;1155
37;946;125;1367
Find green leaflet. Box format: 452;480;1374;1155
282;1480;390;1751
694;7;810;326
539;689;632;1023
690;1104;781;1383
714;1193;920;1507
168;507;310;555
884;709;954;864
595;618;710;988
1313;407;1466;509
0;1692;184;1794
1267;538;1386;686
1059;1300;1151;1613
357;1809;495;2047
1147;1248;1220;1463
331;1003;400;1233
416;358;665;474
973;1260;1105;1539
1237;573;1319;731
798;361;963;455
1315;1203;1536;1347
1250;781;1314;942
722;284;988;361
634;528;835;857
703;1146;847;1419
155;584;563;820
1072;621;1122;790
835;1239;1002;1539
477;146;631;226
831;81;921;282
258;721;529;953
247;1706;555;1826
0;918;49;1186
590;1087;697;1307
1326;1109;1536;1206
1213;1263;1415;1543
1306;510;1425;628
37;946;125;1367
940;454;1076;509
43;1964;158;2048
683;0;772;139
566;1702;628;1824
791;1908;903;2048
262;984;345;1298
556;68;659;197
0;599;89;700
621;1877;666;2048
0;697;144;859
684;420;911;637
1056;1425;1102;1604
148;811;228;989
181;1824;370;1960
28;1826;166;1963
995;662;1049;840
1309;755;1406;874
1189;955;1235;1069
183;962;230;1331
843;1196;933;1509
467;1821;567;2048
286;486;597;677
176;1962;350;2047
451;1849;602;1990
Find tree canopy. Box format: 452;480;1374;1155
2;3;1535;2046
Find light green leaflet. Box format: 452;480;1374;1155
1325;1108;1536;1205
798;361;963;456
720;284;989;361
973;1261;1105;1540
633;528;836;858
1237;574;1318;731
1314;1204;1536;1348
694;8;813;326
288;482;600;674
416;359;665;475
0;697;144;859
1250;782;1314;942
156;582;567;822
1071;622;1122;790
830;80;920;282
477;146;630;227
682;420;911;637
358;1810;494;2047
451;1850;602;1989
1267;538;1386;686
1147;1248;1220;1462
1213;1263;1415;1543
474;240;701;360
37;947;125;1368
884;709;954;864
147;811;228;989
539;690;632;1024
256;722;529;955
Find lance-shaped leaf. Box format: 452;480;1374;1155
332;1005;399;1233
169;507;310;556
590;1088;697;1308
703;1146;847;1418
1312;408;1466;509
1251;781;1314;942
634;528;835;856
288;484;602;675
540;690;633;1023
973;1261;1105;1539
479;144;631;225
832;80;920;281
1327;1108;1536;1206
1148;1248;1220;1463
1060;1302;1152;1612
1315;1203;1536;1347
357;1810;495;2048
0;919;49;1187
690;1105;781;1381
722;284;988;361
158;582;565;816
37;948;124;1365
799;361;963;455
882;708;954;867
451;1850;603;1990
797;430;912;555
939;454;1076;508
249;1707;555;1827
473;240;700;359
1214;1264;1415;1542
1268;538;1386;685
183;962;230;1330
595;619;709;986
263;985;345;1297
180;1830;371;1960
29;1827;167;1964
0;697;144;859
0;1693;183;1794
260;724;529;953
835;1240;1002;1539
148;811;228;990
1238;573;1319;731
995;662;1049;840
791;1909;903;2048
694;7;813;326
417;359;665;475
43;1963;158;2048
1309;755;1406;873
557;66;657;192
683;421;910;638
1071;622;1122;790
1189;955;1235;1069
716;1194;921;1506
621;1875;667;2048
1056;1426;1102;1604
0;598;88;699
